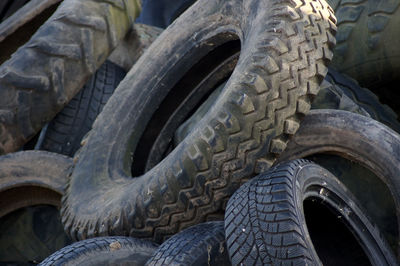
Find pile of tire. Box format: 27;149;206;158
0;0;399;265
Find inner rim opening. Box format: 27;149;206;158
304;198;371;266
131;38;241;176
307;153;398;254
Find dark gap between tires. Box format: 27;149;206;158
0;204;71;263
307;153;398;254
304;198;371;266
132;37;241;176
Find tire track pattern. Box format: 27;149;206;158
0;0;141;154
61;0;336;243
224;160;314;265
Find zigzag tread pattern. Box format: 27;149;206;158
61;0;337;243
224;159;314;265
0;0;138;154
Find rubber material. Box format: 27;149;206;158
0;0;29;22
40;236;158;266
279;109;400;256
136;0;196;28
224;159;397;265
0;151;72;263
311;68;400;133
328;0;400;88
146;221;229;266
62;0;337;242
38;60;126;156
0;0;141;154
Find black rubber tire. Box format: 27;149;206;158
136;0;196;28
0;151;72;263
40;236;158;266
225;159;397;265
311;68;400;133
0;0;30;22
0;0;141;154
278;109;400;256
62;0;337;242
37;60;126;156
145;221;229;266
327;0;400;88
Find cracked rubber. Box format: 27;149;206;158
224;159;397;265
38;60;126;157
279;109;400;256
145;221;229;266
0;150;72;263
0;0;141;154
62;0;337;242
328;0;400;87
312;68;400;133
40;236;158;266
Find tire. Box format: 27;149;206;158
36;60;126;157
145;221;229;266
136;0;196;28
224;159;397;265
328;0;400;88
311;68;400;133
0;151;72;263
62;0;336;242
278;109;400;256
40;236;158;266
0;0;30;22
0;0;141;154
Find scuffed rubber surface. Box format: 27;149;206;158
39;60;126;156
40;236;158;265
146;221;229;266
62;0;336;242
0;0;141;154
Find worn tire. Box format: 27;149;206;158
0;0;29;22
279;109;400;256
0;0;141;154
328;0;400;88
136;0;196;28
62;0;336;242
225;159;397;265
311;68;400;133
36;60;126;156
40;236;158;266
0;151;72;263
145;221;229;266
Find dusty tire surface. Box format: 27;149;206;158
62;0;336;242
224;159;397;265
279;109;400;255
145;221;229;266
38;60;126;157
40;236;158;266
328;0;400;87
0;0;141;154
312;68;400;133
0;151;72;263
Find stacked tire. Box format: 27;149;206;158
0;0;400;264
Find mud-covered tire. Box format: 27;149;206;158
224;159;397;265
0;0;141;154
0;151;72;263
37;60;126;157
40;236;158;266
312;68;400;133
62;0;336;242
279;109;400;255
145;221;229;266
328;0;400;88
